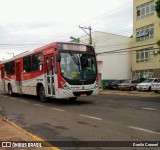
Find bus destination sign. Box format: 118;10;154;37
58;44;87;51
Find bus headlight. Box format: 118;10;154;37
61;82;70;90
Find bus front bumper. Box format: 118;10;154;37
57;87;98;99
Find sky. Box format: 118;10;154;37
0;0;133;60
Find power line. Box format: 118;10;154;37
96;43;157;55
0;2;133;48
35;2;133;44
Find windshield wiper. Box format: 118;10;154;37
69;51;80;65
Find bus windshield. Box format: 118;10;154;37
60;52;97;81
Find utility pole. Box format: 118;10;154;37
79;26;92;45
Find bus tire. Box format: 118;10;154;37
148;86;151;92
130;86;134;91
8;84;14;96
39;86;47;103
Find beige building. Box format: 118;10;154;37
132;0;160;79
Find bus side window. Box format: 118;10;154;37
32;53;43;72
23;56;32;73
38;54;43;71
51;56;56;74
5;63;9;75
10;61;15;75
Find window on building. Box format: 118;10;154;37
5;61;15;75
136;0;154;20
136;48;152;63
136;24;154;42
135;70;153;79
137;9;140;17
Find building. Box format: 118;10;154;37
132;0;160;79
80;31;132;88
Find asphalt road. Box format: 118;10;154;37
0;91;160;150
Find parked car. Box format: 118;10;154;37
104;80;125;90
109;80;126;90
137;78;159;91
151;79;160;93
104;82;111;90
118;80;140;91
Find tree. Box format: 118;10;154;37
155;0;160;18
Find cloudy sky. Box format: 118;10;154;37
0;0;133;60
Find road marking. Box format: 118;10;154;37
141;107;160;112
51;108;64;112
21;100;29;103
128;126;160;135
80;114;102;121
34;104;43;107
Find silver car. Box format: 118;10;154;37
118;80;140;91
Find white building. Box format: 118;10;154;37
80;31;132;88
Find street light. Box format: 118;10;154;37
70;36;86;44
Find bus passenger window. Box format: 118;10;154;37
5;63;9;75
51;56;55;75
46;57;49;75
4;61;15;75
23;56;32;73
32;53;43;72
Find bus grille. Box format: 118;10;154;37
73;90;93;97
67;80;95;85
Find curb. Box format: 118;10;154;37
0;115;60;150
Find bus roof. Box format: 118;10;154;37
0;42;57;64
0;42;89;64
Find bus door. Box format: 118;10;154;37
45;54;55;96
0;66;5;91
15;63;22;92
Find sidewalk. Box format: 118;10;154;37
0;116;59;150
99;90;160;98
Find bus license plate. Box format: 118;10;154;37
80;94;87;97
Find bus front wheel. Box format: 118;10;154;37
39;86;47;103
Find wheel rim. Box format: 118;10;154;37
40;87;45;100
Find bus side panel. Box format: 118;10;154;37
21;74;45;96
12;81;19;93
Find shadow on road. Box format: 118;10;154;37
2;93;95;106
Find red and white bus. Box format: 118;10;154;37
0;42;98;102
